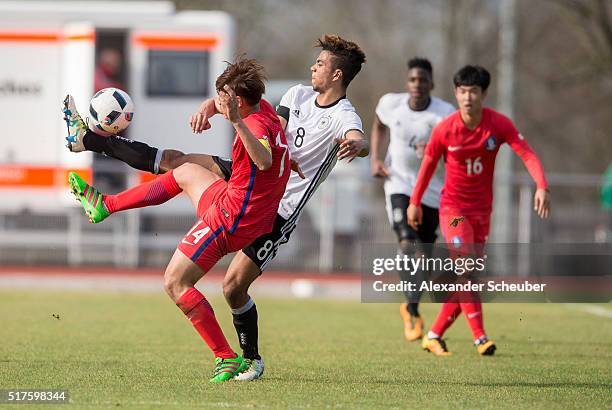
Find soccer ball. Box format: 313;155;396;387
87;87;134;136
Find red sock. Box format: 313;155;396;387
103;170;181;214
460;301;486;341
430;302;462;337
176;287;236;359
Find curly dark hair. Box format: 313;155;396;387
407;57;433;77
316;35;366;88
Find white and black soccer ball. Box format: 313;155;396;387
87;88;134;136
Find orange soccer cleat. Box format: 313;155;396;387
399;303;424;342
422;335;452;356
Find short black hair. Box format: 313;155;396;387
453;65;490;91
407;57;433;77
316;35;366;88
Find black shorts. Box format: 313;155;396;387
212;155;294;272
388;193;439;243
212;156;233;182
242;214;296;272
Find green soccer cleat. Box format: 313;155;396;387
62;94;88;152
234;358;265;381
209;356;247;383
68;172;110;223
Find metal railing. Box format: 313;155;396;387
0;172;608;272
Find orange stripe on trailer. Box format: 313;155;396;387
64;33;95;42
0;32;61;42
0;31;94;43
133;34;219;50
0;166;92;188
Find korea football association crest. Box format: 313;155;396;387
317;114;332;130
452;236;463;249
485;135;498;151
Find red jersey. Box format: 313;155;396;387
411;107;548;215
218;99;290;239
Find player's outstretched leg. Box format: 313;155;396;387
62;94;87;152
68;170;182;223
68;172;110;223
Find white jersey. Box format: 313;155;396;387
277;84;363;225
376;93;454;208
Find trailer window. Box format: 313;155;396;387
147;50;209;97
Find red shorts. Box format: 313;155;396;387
177;179;252;271
439;213;490;257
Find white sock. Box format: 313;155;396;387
428;331;440;339
474;335;488;345
231;296;255;315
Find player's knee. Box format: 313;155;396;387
163;275;177;300
160;149;186;172
172;162;200;186
222;276;248;305
163;269;186;301
222;278;239;303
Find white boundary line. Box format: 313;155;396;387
565;304;612;319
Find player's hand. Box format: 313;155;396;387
534;188;551;219
190;98;217;133
407;203;423;230
335;138;365;162
371;159;390;178
291;159;306;179
218;85;241;123
189;112;212;133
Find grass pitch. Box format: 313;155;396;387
0;290;611;409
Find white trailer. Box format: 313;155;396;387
0;1;235;212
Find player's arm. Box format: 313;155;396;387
276;87;294;133
278;116;288;131
219;85;272;171
407;127;445;229
275;102;305;178
505;128;551;218
335;129;369;162
276;107;289;132
370;114;390;177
